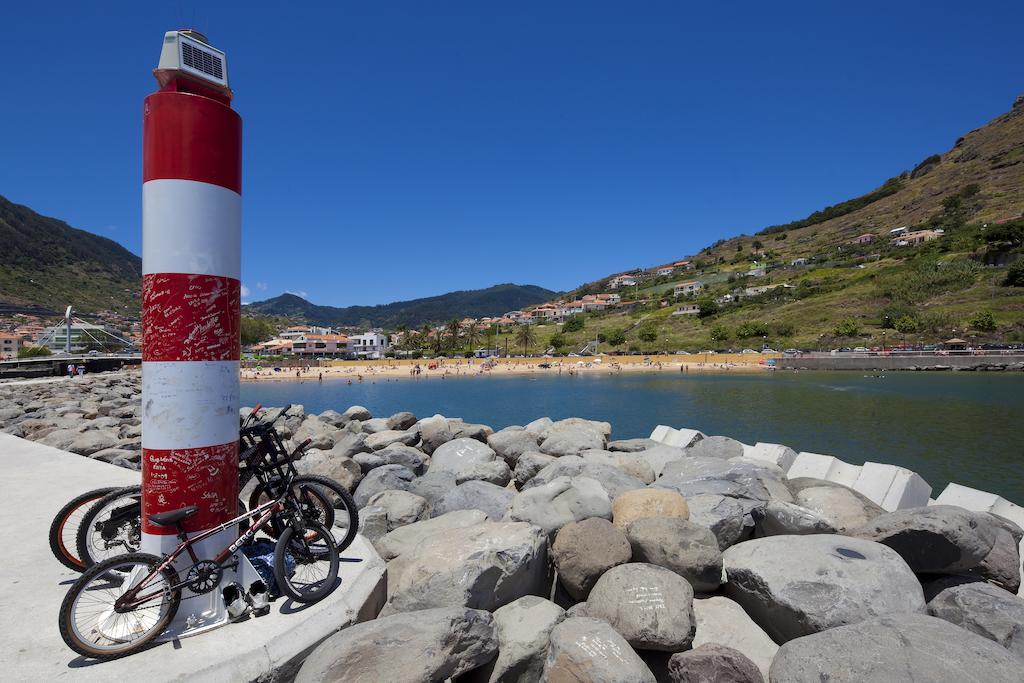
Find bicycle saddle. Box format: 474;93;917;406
148;505;199;527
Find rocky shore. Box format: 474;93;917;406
2;370;1024;681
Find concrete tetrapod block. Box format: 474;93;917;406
742;442;797;473
853;462;932;512
786;452;862;487
649;426;705;449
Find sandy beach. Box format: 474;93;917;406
240;354;775;382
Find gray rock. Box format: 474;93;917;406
539;424;607;457
506;476;612;535
407;470;458;509
541;417;612;439
657;457;779;502
667;644;764;683
522;456;647;499
342;405;372;421
386;411;418;430
565;602;589;618
450;419;494;442
686;494;761;550
429;437;497;479
723;534;925;643
769;614;1022;682
295;607;497;683
365;429;419;450
385;521;548;613
588;563;696;652
608;437;660;452
90;448;140;465
293;416;342;450
552;517;632;600
358;505;389;543
353;464;416;508
360;417;391;434
625;518;723;592
581;449;656;484
432;480;514;521
455;459;513;486
968;514;1023;593
752;500;837;537
692;597;777;680
68;429;121;456
467;596;565;683
542;617;656;683
789;478;884;532
513;451;557;488
685;435;747;461
366;490;428;531
296;450;363;492
374;444;428;475
523;417;553;435
353;450;385;473
418;415;455;454
854;505;1000;575
635;444;688;477
927;581;1024;657
487;428;541;467
375;509;489;560
325;426;370;458
317;409;350;427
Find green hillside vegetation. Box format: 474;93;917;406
0;195;142;315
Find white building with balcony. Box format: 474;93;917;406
349;332;391;359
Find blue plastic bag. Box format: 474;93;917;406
241;540;295;598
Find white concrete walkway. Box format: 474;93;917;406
0;433;386;681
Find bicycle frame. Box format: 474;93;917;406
114;496;284;610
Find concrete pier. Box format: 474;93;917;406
0;433;386;681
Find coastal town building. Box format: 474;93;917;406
745;266;767;278
851;233;876;245
672;260;694;270
37;322;119;353
656;267;674;277
673;280;703;297
672;303;701;316
791;257;809;267
256;338;293;355
349;332;391;359
889;226;909;237
607;274;637;289
0;332;21;360
291;333;349;357
891;229;943;247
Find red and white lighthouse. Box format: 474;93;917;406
141;30;241;575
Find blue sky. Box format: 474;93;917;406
1;2;1021;306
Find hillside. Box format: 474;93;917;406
0;195;141;315
516;97;1024;353
245;284;557;328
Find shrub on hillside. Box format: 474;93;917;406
637;324;658;344
969;311;997;332
697;298;719;318
710;325;731;342
1005;261;1024;287
833;319;859;337
736;321;769;339
563;315;585;332
893;316;920;333
774;321;796;337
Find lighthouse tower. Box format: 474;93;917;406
141;29;243;634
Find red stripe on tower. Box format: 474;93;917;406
141;30;241;542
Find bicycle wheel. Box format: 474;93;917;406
291;474;359;552
249;479;336;535
76;486;143;568
274;520;339;603
59;552;180;661
50;487;120;571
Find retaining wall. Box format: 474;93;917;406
776;353;1024;371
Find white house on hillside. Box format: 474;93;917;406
673;280;703;297
349;332;391;359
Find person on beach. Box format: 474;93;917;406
67;363;75;378
318;372;323;382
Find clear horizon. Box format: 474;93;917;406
1;2;1021;307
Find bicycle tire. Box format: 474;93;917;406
59;552;180;661
76;485;143;568
289;474;359;552
49;487;120;571
248;479;336;536
274;520;339;603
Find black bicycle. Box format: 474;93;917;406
54;405;357;570
59;467;339;661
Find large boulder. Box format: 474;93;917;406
587;563;696;652
926;581;1024;657
523;416;553;435
429;437;498;478
968;513;1023;593
418;415;456;454
455;460;513;487
292;417;341;450
612;488;689;529
551;517;632;600
375;509;489;560
522;456;646;500
365;429;419;450
789;478;884;532
353;464;416;508
487;428;541;466
326;425;370;459
539;423;606;457
296;450;363;492
365;490;428;532
854;505;999;574
385;521;548;613
685;435;746;461
359;417;391;434
506;476;612;535
407;470;457;510
686;494;761;550
692;597;777;680
342;405;372;421
634;444;687;477
656;457;781;503
581;450;656;484
667;644;764;683
466;596;565;683
541;417;612;439
295;607;497;683
752;500;837;537
769;614;1022;682
513;451;557;488
625;518;723;593
431;480;514;521
722;534;925;643
374;444;428;475
542;617;656;683
386;411;418;430
608;437;660;452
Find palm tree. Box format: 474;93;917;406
420;323;433;353
394;324;409;352
514;324;536;357
464;322;479;352
445;319;462;353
